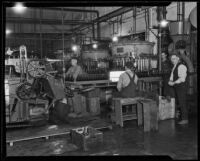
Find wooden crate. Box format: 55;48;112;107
70;126;103;151
8;100;30;123
158;96;175;120
86;97;100;115
82;88;100;98
137;99;158;132
112;98;142;127
70;94;87;114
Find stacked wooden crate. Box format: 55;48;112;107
70;126;103;151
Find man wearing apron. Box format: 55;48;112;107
116;61;138;98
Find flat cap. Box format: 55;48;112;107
169;52;181;58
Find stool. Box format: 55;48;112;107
137;99;158;132
112;98;142;127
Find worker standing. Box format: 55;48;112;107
161;52;173;97
175;40;195;95
65;57;84;81
168;52;188;125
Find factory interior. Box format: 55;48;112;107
2;1;198;159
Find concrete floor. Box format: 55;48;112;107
6;113;198;159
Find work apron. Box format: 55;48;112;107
119;72;138;98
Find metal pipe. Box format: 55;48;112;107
6;17;93;25
158;27;162;72
75;7;138;40
177;2;181;21
23;7;100;40
39;9;43;58
96;11;100;39
39;7;99;14
61;8;66;83
120;14;123;36
182;2;185;34
92;23;95;40
163;6;167;19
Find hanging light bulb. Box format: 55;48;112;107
13;2;27;14
72;45;78;52
112;36;118;42
160;19;168;27
6;29;12;35
92;43;98;49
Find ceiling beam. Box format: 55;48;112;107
6;17;93;25
39;7;99;14
74;6;152;33
6;33;84;37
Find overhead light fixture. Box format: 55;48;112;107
72;45;78;52
112;36;118;42
160;19;168;27
92;43;98;49
13;2;27;14
6;29;12;35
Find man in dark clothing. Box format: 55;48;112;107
175;40;195;95
168;52;188;125
161;52;173;97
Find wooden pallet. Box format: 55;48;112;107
6;119;112;147
6;123;32;129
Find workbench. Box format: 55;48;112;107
65;76;163;95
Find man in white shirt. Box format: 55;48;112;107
168;52;188;124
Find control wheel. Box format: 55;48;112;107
16;82;33;100
27;59;46;78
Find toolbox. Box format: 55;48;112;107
70;126;103;151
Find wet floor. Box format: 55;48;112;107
6;113;198;159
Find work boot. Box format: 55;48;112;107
178;120;188;125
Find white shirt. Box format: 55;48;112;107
117;70;138;92
170;63;187;84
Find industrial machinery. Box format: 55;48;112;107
5;47;74;127
110;40;160;76
65;40;163;99
82;48;110;74
65;44;111;82
16;59;73;102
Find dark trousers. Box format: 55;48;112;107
162;75;172;97
170;84;188;120
162;80;172;97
